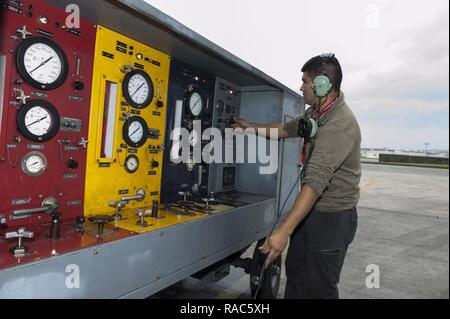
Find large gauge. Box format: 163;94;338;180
188;91;204;117
17;100;60;142
21;151;48;176
122;116;149;148
122;69;154;109
15;36;68;90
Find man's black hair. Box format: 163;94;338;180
301;53;343;93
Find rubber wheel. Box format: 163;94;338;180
249;239;282;299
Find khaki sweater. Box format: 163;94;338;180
284;92;361;212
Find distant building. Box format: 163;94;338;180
360;148;449;159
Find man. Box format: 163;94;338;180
232;53;361;299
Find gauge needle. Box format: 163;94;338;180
31;161;39;166
130;127;141;137
26;116;48;127
131;83;145;97
193;98;201;108
30;56;53;74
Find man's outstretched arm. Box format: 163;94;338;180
232;118;289;139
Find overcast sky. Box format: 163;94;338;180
145;0;449;150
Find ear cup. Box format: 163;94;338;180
312;74;332;98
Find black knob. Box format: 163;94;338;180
76;215;85;226
151;160;159;168
67;159;79;169
151;201;159;218
74;81;84;91
156;100;164;108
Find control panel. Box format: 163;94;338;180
0;0;95;228
83;25;170;230
161;58;215;204
208;77;241;194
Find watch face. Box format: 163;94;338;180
188;92;203;117
17;100;60;142
15;36;68;90
125;154;139;173
21;151;47;176
123;70;154;109
122;116;149;148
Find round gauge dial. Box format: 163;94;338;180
122;69;154;109
17;100;60;142
124;154;139;173
189;130;199;147
21;151;48;176
188;91;203;117
216;100;224;113
186;155;195;172
122;116;149;148
15;36;68;90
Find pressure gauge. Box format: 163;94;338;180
189;130;199;146
188;91;204;117
122;116;149;148
17;100;60;142
21;151;47;176
122;69;154;109
124;154;139;173
15;36;68;90
186;155;195;172
216;100;224;113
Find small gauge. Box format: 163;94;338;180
124;154;139;173
186;155;195;172
122;116;149;148
189;130;199;146
188;91;204;117
122;69;154;109
15;36;68;90
216;100;224;113
17;100;60;142
21;151;47;176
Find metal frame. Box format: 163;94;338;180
0;0;305;298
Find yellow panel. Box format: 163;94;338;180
84;25;171;230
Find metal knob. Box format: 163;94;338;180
5;227;34;255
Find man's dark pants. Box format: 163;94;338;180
284;208;358;299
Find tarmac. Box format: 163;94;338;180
152;163;449;299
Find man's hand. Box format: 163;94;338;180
231;117;252;130
258;225;290;270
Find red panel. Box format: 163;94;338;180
0;0;95;229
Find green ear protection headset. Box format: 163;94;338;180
312;53;335;98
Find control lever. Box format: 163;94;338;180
12;197;58;219
135;209;150;227
178;191;190;203
4;228;34;256
120;188;146;202
108;200;129;221
201;195;216;211
88;215;114;237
